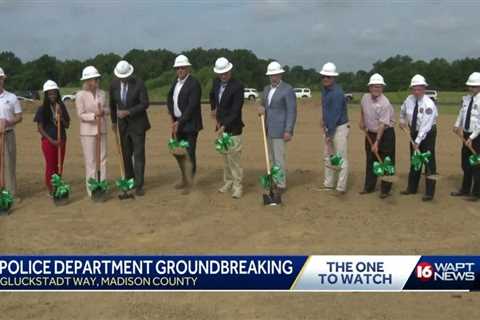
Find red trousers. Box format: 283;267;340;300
41;138;66;192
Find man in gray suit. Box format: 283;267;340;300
258;61;297;192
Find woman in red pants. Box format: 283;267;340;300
34;80;70;194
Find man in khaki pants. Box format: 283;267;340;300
319;62;349;194
209;57;245;199
0;67;23;197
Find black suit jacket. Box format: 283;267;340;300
110;76;151;134
167;75;203;133
209;77;244;135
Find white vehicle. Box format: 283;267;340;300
294;88;311;98
244;88;259;101
61;93;76;102
344;93;354;102
425;90;438;102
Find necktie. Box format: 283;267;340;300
411;98;419;133
218;83;226;104
121;84;127;106
464;96;474;131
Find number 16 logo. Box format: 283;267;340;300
416;262;433;282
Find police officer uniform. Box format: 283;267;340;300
451;92;480;200
400;94;438;200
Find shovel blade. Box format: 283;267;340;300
92;189;107;203
263;191;282;206
118;192;135;200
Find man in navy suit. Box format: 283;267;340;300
209;57;245;199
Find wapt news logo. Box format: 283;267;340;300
404;257;480;291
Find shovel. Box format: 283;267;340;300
113;119;134;200
363;130;398;183
259;114;281;206
52;105;70;206
0;123;13;215
90;103;108;202
400;126;440;181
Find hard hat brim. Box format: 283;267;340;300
368;81;386;86
173;62;192;68
80;74;101;81
213;63;233;74
319;71;339;77
466;81;480;87
266;69;285;76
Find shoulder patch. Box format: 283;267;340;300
425;107;433;115
419;107;424;113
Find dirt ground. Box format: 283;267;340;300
0;99;479;319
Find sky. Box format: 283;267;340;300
0;0;479;72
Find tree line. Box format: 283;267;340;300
1;49;480;95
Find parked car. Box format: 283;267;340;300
344;93;354;102
293;88;311;98
14;90;39;101
425;90;438;102
62;93;77;102
244;88;259;101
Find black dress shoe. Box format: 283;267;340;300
400;190;413;195
466;196;479;202
135;188;145;196
450;191;469;197
422;195;433;201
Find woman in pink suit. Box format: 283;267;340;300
75;66;110;196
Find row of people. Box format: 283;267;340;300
0;58;479;203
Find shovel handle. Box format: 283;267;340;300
56;106;63;176
0;128;4;189
363;129;383;163
456;130;478;155
260;114;271;174
96;103;102;175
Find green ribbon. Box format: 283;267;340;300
373;156;395;177
469;154;480;166
259;165;284;189
168;138;190;151
51;173;71;198
329;153;344;167
0;189;13;210
215;133;234;154
116;177;135;192
411;151;431;171
87;177;109;192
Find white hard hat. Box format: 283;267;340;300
319;62;339;77
0;67;5;78
410;74;428;87
114;60;134;78
466;72;480;87
43;80;59;92
80;66;101;81
173;54;192;68
266;61;285;76
213;57;233;74
368;73;386;86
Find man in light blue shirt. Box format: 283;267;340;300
319;62;349;193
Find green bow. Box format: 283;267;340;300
373;156;395;177
411;151;431;171
215;133;234;154
116;177;135;192
330;153;344;167
168;138;190;151
51;174;71;198
87;178;109;192
469;154;480;166
0;189;13;210
259;165;284;189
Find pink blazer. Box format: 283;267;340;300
75;89;110;136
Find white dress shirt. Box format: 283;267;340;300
400;94;438;145
455;93;480;139
173;75;189;118
0;90;22;130
267;82;280;106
